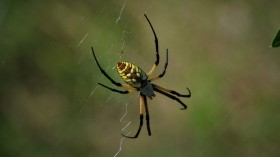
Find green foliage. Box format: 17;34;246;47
272;30;280;47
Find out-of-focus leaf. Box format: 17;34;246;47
272;30;280;47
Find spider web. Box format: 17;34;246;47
1;0;280;157
74;1;155;157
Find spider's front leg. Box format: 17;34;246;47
122;93;151;138
153;85;190;110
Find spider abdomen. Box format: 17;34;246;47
117;61;147;88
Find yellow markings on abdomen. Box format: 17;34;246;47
117;61;146;86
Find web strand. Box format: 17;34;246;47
116;0;127;24
112;103;131;157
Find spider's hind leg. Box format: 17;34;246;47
144;14;160;78
149;49;168;81
98;83;138;94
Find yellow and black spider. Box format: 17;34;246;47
91;14;191;138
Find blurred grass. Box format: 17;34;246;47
1;0;280;157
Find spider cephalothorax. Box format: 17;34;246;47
92;14;191;138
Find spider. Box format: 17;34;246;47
91;14;191;138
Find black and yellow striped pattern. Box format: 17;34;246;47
117;61;147;87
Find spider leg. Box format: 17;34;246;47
98;83;138;94
149;49;168;81
121;84;135;89
143;94;151;136
153;87;188;110
152;84;191;98
144;14;160;77
91;47;133;89
122;94;146;138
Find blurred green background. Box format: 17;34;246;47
1;0;280;157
